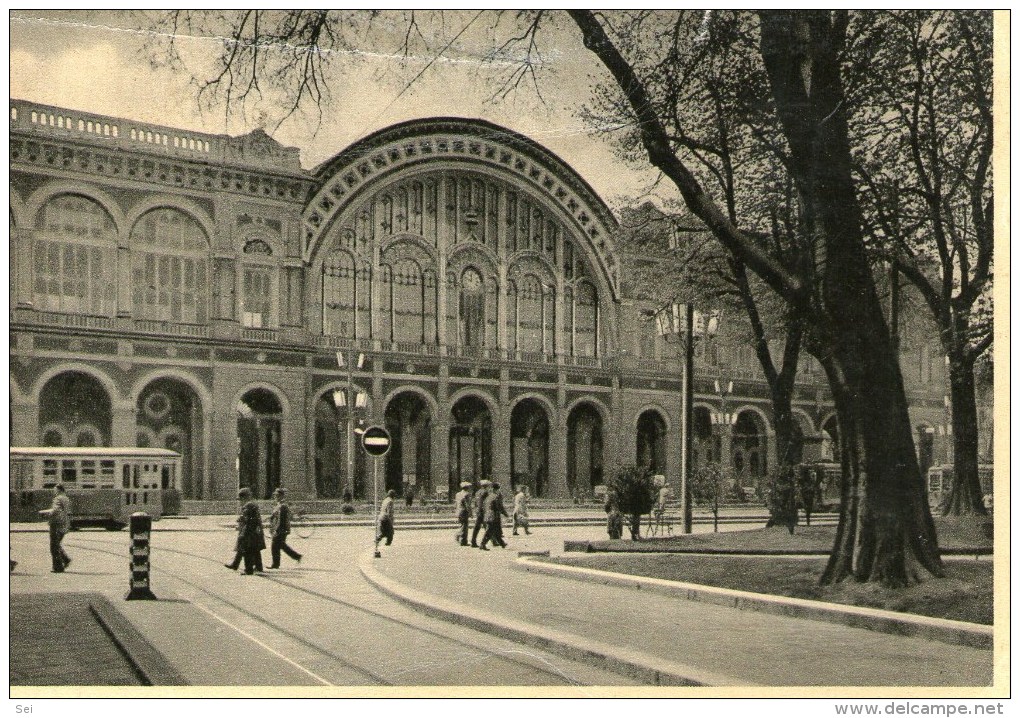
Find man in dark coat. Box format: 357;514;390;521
469;480;491;548
226;487;265;574
479;482;509;550
269;487;302;568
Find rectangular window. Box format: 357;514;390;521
100;460;116;487
242;265;273;328
123;464;131;489
61;460;77;484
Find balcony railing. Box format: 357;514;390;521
241;327;279;343
133;319;209;338
28;311;116;331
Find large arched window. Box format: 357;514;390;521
322;250;358;337
34;194;117;315
518;274;544;354
459;267;485;347
390;258;423;344
574;280;599;357
130;207;209;323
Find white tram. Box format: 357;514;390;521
10;447;183;529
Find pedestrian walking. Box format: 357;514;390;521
479;482;509;550
376;489;396;547
41;484;71;573
454;481;472;546
470;480;491;547
268;488;302;569
404;483;415;508
225;487;265;574
512;485;531;536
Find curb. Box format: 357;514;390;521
563;541;991;557
88;595;189;686
515;558;992;651
357;551;755;687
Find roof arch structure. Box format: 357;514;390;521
303;118;621;302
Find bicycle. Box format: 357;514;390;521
292;509;315;539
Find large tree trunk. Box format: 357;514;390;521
759;11;943;587
766;389;799;530
943;355;988;516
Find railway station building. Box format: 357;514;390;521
8;100;962;503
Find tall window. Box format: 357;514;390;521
390;259;423;344
518;275;544;353
322;250;357;337
34;195;116;315
130;207;209;323
459;267;485;347
241;239;275;328
574;280;599;357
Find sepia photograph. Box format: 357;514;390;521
7;8;1007;708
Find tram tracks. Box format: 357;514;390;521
66;534;590;687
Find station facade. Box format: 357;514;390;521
8;100;957;501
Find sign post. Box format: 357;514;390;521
361;426;391;558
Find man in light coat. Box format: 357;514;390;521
42;483;71;573
454;481;472;546
376;489;396;547
512;485;531;536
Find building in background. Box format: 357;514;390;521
9;100;960;502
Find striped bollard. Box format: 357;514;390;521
126;512;157;601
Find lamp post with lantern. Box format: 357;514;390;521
711;379;737;486
334;351;367;498
655;302;721;533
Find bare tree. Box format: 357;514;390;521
849;11;993;516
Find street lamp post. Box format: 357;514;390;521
334;351;366;498
656;303;720;534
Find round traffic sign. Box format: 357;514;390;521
361;425;391;457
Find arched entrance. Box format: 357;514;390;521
313;392;367;499
385;392;432;499
821;415;840;462
136;378;204;499
567;403;603;499
39;371;111;446
733;410;768;490
693;406;714;470
237;389;282;499
636;410;667;475
449;396;492;496
510;399;549;497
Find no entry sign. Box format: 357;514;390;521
361;425;391;457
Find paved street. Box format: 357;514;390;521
10;519;639;688
10;517;994;688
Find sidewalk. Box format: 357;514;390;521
362;531;994;687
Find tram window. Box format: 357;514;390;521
80;460;96;489
161;466;171;489
123;465;131;489
100;460;115;487
43;459;59;483
133;465;140;489
62;460;77;483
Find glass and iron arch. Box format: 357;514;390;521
34;194;117;316
130;207;209;324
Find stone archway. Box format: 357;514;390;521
733;410;768;490
636;409;668;475
448;396;492;497
136;377;204;499
39;371;112;447
567;403;604;499
237;388;283;500
510;399;550;497
385;392;433;500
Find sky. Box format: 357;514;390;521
8;10;665;210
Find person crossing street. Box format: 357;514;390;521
469;480;491;547
454;481;472;546
268;488;302;568
376;489;397;548
479;482;509;550
512;485;531;536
